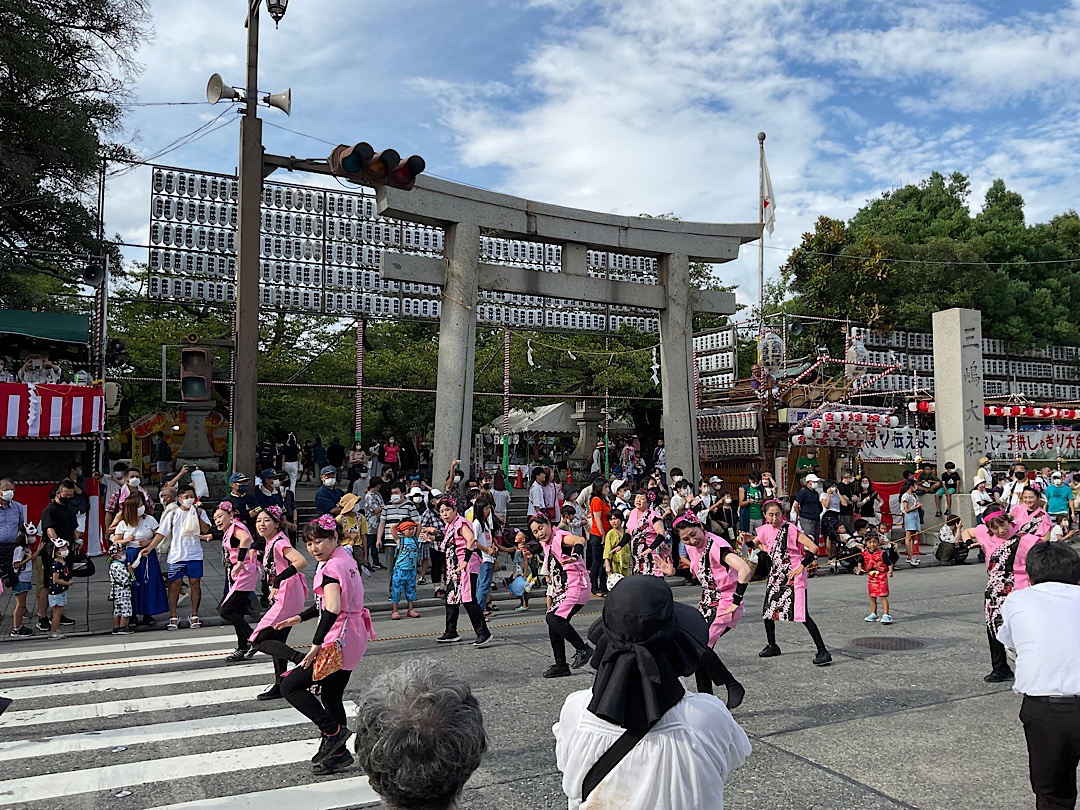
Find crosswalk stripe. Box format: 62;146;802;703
0;648;251;681
146;776;382;810
1;630;236;663
0;663;243;700
0;705;360;761
0;684;264;728
0;739;334;806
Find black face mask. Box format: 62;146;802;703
58;495;72;504
237;485;248;494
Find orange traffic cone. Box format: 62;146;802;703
515;466;524;489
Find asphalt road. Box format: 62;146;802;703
0;560;1047;810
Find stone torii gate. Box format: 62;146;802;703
375;177;760;486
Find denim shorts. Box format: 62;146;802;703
13;581;32;594
48;591;68;608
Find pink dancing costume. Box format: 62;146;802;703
626;507;669;577
250;531;309;644
545;528;591;619
222;520;261;598
685;531;744;646
313;545;375;671
443;514;475;604
757;521;808;623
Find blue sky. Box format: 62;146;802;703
108;0;1080;309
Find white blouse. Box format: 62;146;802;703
115;515;160;548
554;689;751;810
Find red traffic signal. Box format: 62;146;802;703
179;347;212;402
328;143;425;190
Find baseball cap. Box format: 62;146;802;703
612;478;627;493
1052;472;1063;479
320;465;337;476
805;474;821;483
259;468;277;480
228;472;249;484
429;488;443;498
708;475;723;484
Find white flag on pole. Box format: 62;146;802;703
762;151;776;235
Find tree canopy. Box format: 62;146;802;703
0;0;150;307
776;172;1080;350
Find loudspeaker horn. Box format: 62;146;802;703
264;88;291;116
788;319;803;336
185;333;200;345
206;73;240;104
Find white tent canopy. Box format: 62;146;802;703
481;402;632;435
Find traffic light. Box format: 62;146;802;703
179;347;213;402
327;143;426;190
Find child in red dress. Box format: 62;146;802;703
857;534;895;624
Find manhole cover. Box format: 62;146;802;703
852;636;927;651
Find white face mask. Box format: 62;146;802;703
0;490;13;501
128;477;140;488
862;482;870;489
412;496;424;504
391;494;404;504
454;475;463;483
323;478;337;487
723;498;732;505
137;506;146;516
180;498;195;508
59;549;68;558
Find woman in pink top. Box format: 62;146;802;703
273;515;376;775
249;506;308;700
662;511;753;708
436;497;491;645
381;436;401;476
964;497;1049;683
215;502;259;664
529;512;591;678
621;490;669;577
756;500;833;667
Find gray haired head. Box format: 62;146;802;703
354;658;487;810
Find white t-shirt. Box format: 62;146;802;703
554;689;751;810
472;518;495;564
115;515;159;548
159;506;209;563
12;546;32;583
490;489;511;516
529;481;547;515
1049;524;1067;542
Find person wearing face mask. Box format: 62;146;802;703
36;480;80;631
45;539;75;639
223;472;260;535
855;476;882;527
154;487;179;565
406;486;433;583
377;482;421;580
315;466;346;518
347;441;367;489
106;469;154;532
711;491;740;543
253;468;284;513
378;466;396;505
0;479;29;592
144;484;212;630
66;461;89;515
445;459;467;511
112;492;169;626
380;436;401;477
793;474;823;548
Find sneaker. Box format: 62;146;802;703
864;613;879;622
9;626;32;637
417;578;428;585
880;613;893;624
244;647;258;660
514;605;529;612
934;511;942;517
361;566;372;577
472;633;493;647
121;626;135;634
813;650;833;667
983;670;1014;683
436;632;462;644
36;617;49;632
312;749;354;776
725;682;746;711
758;644;782;658
111;628;121;635
312;726;352;765
257;684;283;701
48;632;64;640
909;557;921;566
224;649;248;664
59;615;76;627
543;663;572;678
571;644;592;669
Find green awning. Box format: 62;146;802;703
0;309;90;345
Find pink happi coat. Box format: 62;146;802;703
250;531;309;644
685;531;744;646
222;520;260;600
544;528;590;619
313;545;375;672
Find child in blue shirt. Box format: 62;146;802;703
390;520;421;620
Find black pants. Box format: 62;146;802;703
430;548;445;584
695;647;740;694
251;626;292;685
1020;695;1080;809
588;535;606;593
445;574;488;636
765;614;827;653
987;625;1013;676
547;603;586;666
280;665;352;736
219;590;254;650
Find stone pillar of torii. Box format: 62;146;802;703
376;176;760;486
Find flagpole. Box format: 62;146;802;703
757;131;766;337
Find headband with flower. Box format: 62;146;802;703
671;510;701;530
313;514;338;532
217;501;234;513
265;505;283;522
437;496;458;511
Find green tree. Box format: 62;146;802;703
0;0;151;307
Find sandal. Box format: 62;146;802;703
166;617;179;631
406;609;421;618
189;616;202;629
390;611;401;620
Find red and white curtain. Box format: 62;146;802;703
0;382;105;437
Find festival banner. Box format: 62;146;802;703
861;427;1080;462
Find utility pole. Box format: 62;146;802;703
232;3;265;476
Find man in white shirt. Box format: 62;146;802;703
146;484;211;630
998;541;1080;809
1000;464;1029;509
970;479;994;524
